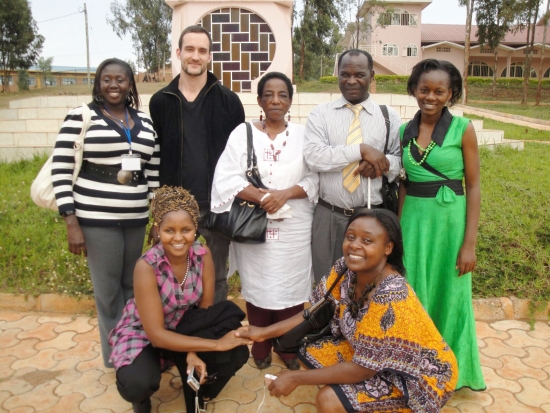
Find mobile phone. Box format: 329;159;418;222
264;374;277;385
187;367;200;391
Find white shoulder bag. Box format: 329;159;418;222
30;103;91;211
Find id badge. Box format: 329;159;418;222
121;153;141;171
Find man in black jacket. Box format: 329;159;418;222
150;25;245;303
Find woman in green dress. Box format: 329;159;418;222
398;59;485;391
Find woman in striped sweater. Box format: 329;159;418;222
51;58;159;367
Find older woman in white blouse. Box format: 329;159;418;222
211;72;318;371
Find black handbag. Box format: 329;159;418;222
202;122;268;244
272;264;348;354
380;105;399;215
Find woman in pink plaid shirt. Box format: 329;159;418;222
109;186;251;413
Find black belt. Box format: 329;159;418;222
81;160;145;186
407;180;464;198
318;198;383;217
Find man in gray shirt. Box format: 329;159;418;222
304;49;402;281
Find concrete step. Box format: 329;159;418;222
477;129;504;145
483;139;524;150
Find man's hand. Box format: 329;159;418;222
354;161;377;179
359;144;389;177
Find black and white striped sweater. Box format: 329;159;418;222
51;102;159;227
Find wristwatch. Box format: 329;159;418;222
61;210;76;218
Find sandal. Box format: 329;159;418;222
254;354;272;369
283;358;300;370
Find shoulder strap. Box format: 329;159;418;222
324;264;348;299
245;122;258;170
380;105;390;155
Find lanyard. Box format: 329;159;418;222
104;107;133;154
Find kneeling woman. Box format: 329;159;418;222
109;186;251;413
238;209;458;413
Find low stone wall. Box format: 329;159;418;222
1;292;548;321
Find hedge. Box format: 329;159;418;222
319;74;550;86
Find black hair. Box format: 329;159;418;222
338;49;373;72
345;208;406;275
257;71;293;99
407;59;462;106
178;25;212;52
92;58;140;109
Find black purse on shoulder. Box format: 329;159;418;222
272;265;348;354
202;123;268;244
380;105;399;215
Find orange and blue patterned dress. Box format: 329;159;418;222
298;259;458;413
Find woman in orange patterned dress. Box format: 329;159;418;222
237;209;458;413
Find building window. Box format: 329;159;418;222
0;76;13;85
45;78;57;86
199;8;276;92
28;76;36;86
544;68;550;78
468;61;493;77
379;9;417;26
406;44;417;57
436;47;451;53
382;43;399;56
83;78;95;84
523;49;538;55
62;77;76;85
501;63;536;78
480;48;493;54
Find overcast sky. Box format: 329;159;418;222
28;0;513;69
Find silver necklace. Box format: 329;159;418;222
179;254;191;289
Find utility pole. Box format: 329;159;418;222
84;3;91;89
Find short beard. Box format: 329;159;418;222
182;63;207;77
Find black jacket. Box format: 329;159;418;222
149;72;245;204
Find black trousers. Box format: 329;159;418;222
116;343;249;412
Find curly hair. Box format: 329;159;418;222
407;59;462;106
151;186;200;228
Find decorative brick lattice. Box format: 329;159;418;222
200;8;276;92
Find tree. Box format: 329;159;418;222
535;0;549;105
459;0;476;104
0;0;44;92
338;0;392;49
476;0;517;97
107;0;171;78
293;0;342;81
37;56;53;87
17;69;30;91
519;0;542;105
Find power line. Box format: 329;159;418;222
37;11;81;24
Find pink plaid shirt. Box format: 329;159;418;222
109;242;206;369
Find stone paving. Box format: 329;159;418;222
0;311;549;413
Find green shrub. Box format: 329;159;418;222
319;76;338;84
374;75;409;84
467;76;550;87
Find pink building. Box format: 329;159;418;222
349;0;550;79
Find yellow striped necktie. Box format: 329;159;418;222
342;104;363;193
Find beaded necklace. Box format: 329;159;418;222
263;120;288;161
406;139;436;166
347;269;384;319
179;254;191;289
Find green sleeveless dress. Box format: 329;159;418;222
400;113;486;391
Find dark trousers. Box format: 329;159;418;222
116;343;248;413
246;301;304;361
199;207;230;303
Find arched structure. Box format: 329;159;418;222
166;0;293;92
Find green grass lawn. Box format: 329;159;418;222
1;144;548;301
467;114;550;142
466;103;550;121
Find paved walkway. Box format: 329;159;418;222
455;104;550;132
1;311;549;413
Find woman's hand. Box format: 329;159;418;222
235;325;267;342
186;352;207;384
259;189;289;214
64;215;87;256
269;370;299;397
456;243;476;277
214;330;252;351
